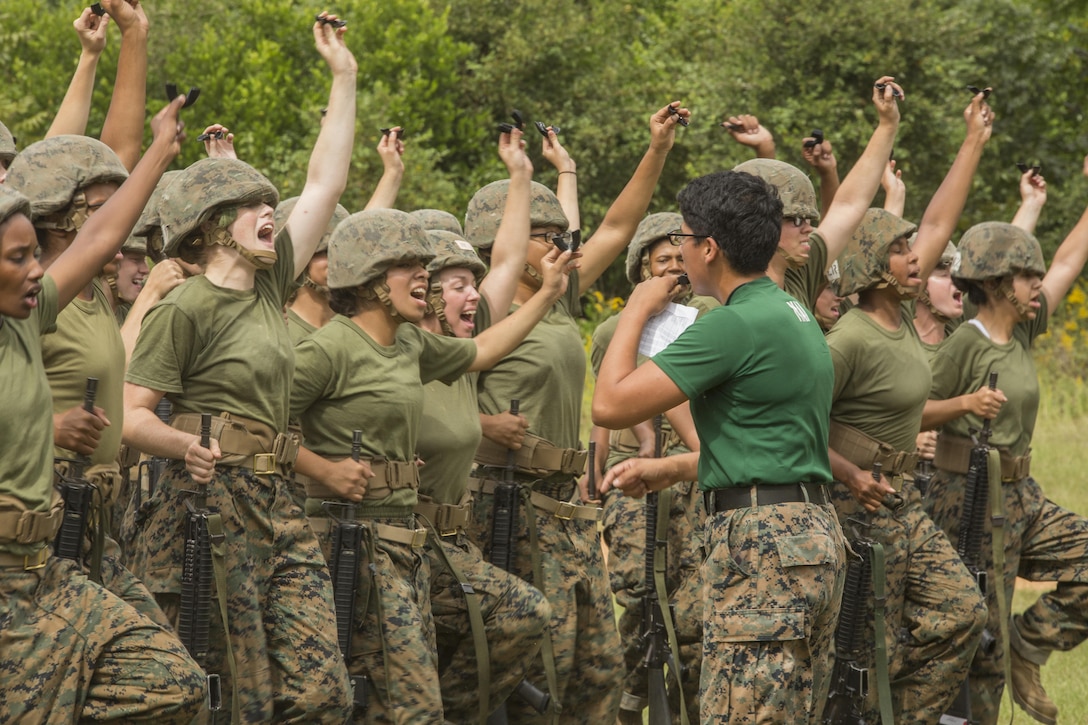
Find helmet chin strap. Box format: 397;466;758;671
917;287;951;323
523;262;543;286
776;245;807;268
997;278;1032;318
39;192;89;233
373;281;405;323
426;283;456;336
205;225;277;270
878;271;917;300
301;276;329;296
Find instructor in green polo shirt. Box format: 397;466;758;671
594;169;847;724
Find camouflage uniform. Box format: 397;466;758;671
592;212;706;723
924;222;1088;725
825;210;987;724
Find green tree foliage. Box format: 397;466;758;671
2;0;1086;300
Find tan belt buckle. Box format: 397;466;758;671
553;501;576;520
560;449;576;474
253;453;276;476
410;528;428;548
24;548;48;571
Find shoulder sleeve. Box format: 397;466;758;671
36;275;59;335
256;226;298;307
291;334;337;419
412;325;478;384
928;339;964;400
827;334;854;404
589;315;617;378
653;307;750;398
125;301;195;394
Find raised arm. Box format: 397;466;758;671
479;129;532;322
1010;168;1047;234
1041;156;1088;311
815;76;902;265
286;14;357;272
577;103;683;294
723;114;776;159
98;0;149;171
911;91;993;279
46;8;108;138
801;132;839;217
363;127;405;210
50;99;184;310
542;127;579;232
881;160;905;217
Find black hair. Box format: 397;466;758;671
676;170;783;275
328;280;381;316
954;276;1008;306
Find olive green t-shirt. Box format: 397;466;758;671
291;317;477;509
418;373;482;505
114;300;132;326
826;306;932;453
784;229;829;312
1;275;59;555
42;278;125;466
929;295;1048;457
475;271;584;450
286;307;317;346
654;277;834;489
126;228;297;432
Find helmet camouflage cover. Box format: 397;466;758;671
464;180;568;249
274;196;349;255
160;158;279;258
952;222;1046;280
327;208;435;289
5;135;129;221
0;121;16;165
126;170;181;262
625;212;683;285
833;208;917;296
0;185;31;227
734;158;820;224
410;208;463;236
426;230;487;280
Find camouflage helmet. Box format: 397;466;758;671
952;222;1046;281
274;196;349;255
5;135;128;224
625;212;683;285
0;121;16;166
426;230;487;280
464;180;568;249
327;209;435;289
160;158;279;259
734;158;820;223
410;208;463;236
128;170;181;262
833;208;917;296
0;185;31;228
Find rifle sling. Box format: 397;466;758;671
206;512;240;724
521;485;561;721
652;488;688;725
870;541;893;725
987;448;1013;718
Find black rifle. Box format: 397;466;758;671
179;413;223;718
635;415;676;725
487;400;551;723
941;373;999;725
137;398;174;506
54;377;98;561
326;429;368;712
824;536;874;725
913;459;935;497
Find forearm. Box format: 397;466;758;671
657;452;699;486
100;25;148;171
921;397;968;430
664;401;699;452
817;167;840;218
829;446;862;485
821;120;898;260
470;287;559;371
883;178;905;217
914;133;988;274
555;170;580;232
123;404;194;459
1011;199;1045;234
482;170;531;319
295;446;335;481
47;51;100;138
362;166;403;210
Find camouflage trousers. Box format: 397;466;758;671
427;531;551;723
701;496;846;724
121;462;352;723
311;509;445;724
924;471;1088;724
829;480;987;724
0;551;205;723
602;480;705;724
465;475;624;724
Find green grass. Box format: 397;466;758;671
584;355;1088;721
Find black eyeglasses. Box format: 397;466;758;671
784;216;813;228
666;229;706;246
530;231;574;247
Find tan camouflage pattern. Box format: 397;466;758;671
834;208;918;296
120;461;353;723
427;532;551;723
734;158;821;223
952;222;1046;280
275;196;349;255
128;170;181;261
410;208;464;236
0;554;205;723
923;471;1088;724
700;500;846;724
465;476;625;723
0;120;16;163
327;208;435;290
159;158;279;259
624;212;684;284
464;180;568;249
0;184;31;227
829;480;987;724
426;230;487;279
5;135;128;221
